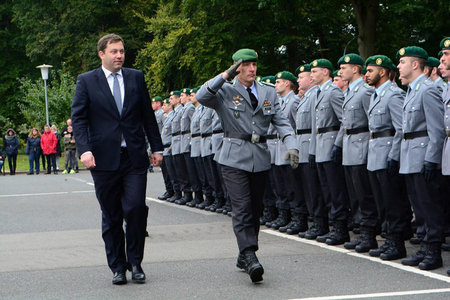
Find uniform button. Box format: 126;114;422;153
316;109;318;112
331;136;334;138
370;114;372;116
252;121;255;124
252;131;255;133
420;142;424;146
378;110;381;112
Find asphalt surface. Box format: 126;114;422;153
1;170;450;299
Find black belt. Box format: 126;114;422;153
344;126;369;135
446;129;450;137
172;131;181;136
191;133;201;138
224;132;267;143
370;129;395;139
163;144;171;148
181;130;191;135
403;130;428;140
213;130;224;134
317;125;340;134
296;129;312;135
201;133;212;138
266;134;278;140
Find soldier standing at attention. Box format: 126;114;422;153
396;46;446;271
196;49;299;283
332;70;349;92
424;56;447;96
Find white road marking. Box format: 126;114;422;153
0;192;68;198
71;190;95;193
263;229;450;284
290;288;450;299
146;197;217;216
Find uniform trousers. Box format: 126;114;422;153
173;154;191;193
289;165;309;216
273;165;295;211
405;173;445;244
202;155;216;199
193;156;212;197
221;164;267;253
160;158;173;194
203;155;224;199
297;163;326;219
368;169;412;238
164;155;180;193
91;149;147;273
316;161;349;222
183;152;201;193
344;165;377;228
263;165;278;208
344;166;361;227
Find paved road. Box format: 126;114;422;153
1;171;449;299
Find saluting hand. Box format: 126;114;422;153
222;59;243;80
80;152;96;169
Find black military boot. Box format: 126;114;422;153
299;222;314;238
187;191;203;207
206;197;225;212
287;214;308;235
176;191;192;205
441;243;450;251
271;210;291;230
344;236;362;250
260;207;278;226
167;191;182;203
304;219;329;240
221;201;232;215
380;238;407;261
158;190;174;201
355;229;378;253
196;196;214;209
402;244;427;266
369;239;392;257
418;243;443;270
326;221;350;245
409;234;424;245
316;230;333;243
236;250;264;283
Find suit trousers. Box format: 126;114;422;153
91;149;147;273
368;170;412;238
263;165;278;208
164;155;180;193
344;165;377;228
193;156;212;197
405;173;445;244
316;162;349;222
221;164;267;253
160;158;173;194
273;165;295;211
183;153;201;192
173;154;191;193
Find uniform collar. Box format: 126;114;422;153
409;73;426;90
375;80;390;95
319;79;332;91
348;77;363;92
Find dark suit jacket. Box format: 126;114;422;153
71;67;163;171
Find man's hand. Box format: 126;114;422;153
222;59;243;80
151;153;163;167
80;152;96;169
386;158;399;175
285;149;299;169
423;161;439;182
331;145;342;164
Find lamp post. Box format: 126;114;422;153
36;64;53;125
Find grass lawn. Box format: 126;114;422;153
1;153;80;173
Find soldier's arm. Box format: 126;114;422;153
309;96;317;156
387;90;404;161
330;87;345;147
271;95;296;150
423;85;446;164
362;88;373;118
196;75;225;109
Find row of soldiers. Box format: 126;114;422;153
150;37;450;277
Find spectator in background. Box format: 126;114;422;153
62;125;77;174
62;118;79;172
2;128;19;175
25;128;42;175
0;150;4;174
41;124;58;174
51;125;62;171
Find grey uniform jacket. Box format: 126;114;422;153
309;80;345;163
155;108;165;133
161;110;175;156
196;74;296;173
170;104;184;155
367;83;404;171
399;74;446;174
190;104;203;158
295;86;318;163
200;106;214;157
275;91;299;166
342;79;374;165
442;85;450;175
211;110;224;161
180;102;195;154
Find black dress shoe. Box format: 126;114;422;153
130;265;146;283
112;271;127;285
238;251;264;283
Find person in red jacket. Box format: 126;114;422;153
40;124;58;174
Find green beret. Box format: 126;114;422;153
365;55;394;70
440;37;450;50
163;98;170;104
311;59;333;71
275;71;297;84
152;96;163;102
181;88;191;94
295;64;311;75
232;48;258;62
255;76;262;82
196;85;201;90
438;51;443;58
332;70;341;78
396;46;428;60
261;76;276;84
337;53;364;66
170;90;181;96
426;57;440;68
191;87;198;93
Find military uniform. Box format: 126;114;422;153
198;106;216;208
160;106;180;199
443;84;450;175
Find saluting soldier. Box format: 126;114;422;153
337;53;378;253
309;59;350;245
196;49;299;283
364;55;412;260
396;46;446;271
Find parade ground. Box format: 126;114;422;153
1;171;450;300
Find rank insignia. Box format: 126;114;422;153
232;95;242;107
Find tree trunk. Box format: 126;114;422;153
351;0;379;59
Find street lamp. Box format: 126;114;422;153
36;64;53;125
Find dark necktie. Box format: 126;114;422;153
112;73;123;115
246;87;258;110
317;89;321;98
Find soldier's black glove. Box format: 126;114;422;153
308;154;316;168
423;161;439;182
285;149;299;169
223;59;243;80
386;158;399;176
331;145;342;164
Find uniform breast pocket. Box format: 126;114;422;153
371;107;387;126
228;103;246;119
407;103;423;123
300;108;310;127
345;104;360;120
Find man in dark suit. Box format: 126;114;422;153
71;34;163;285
